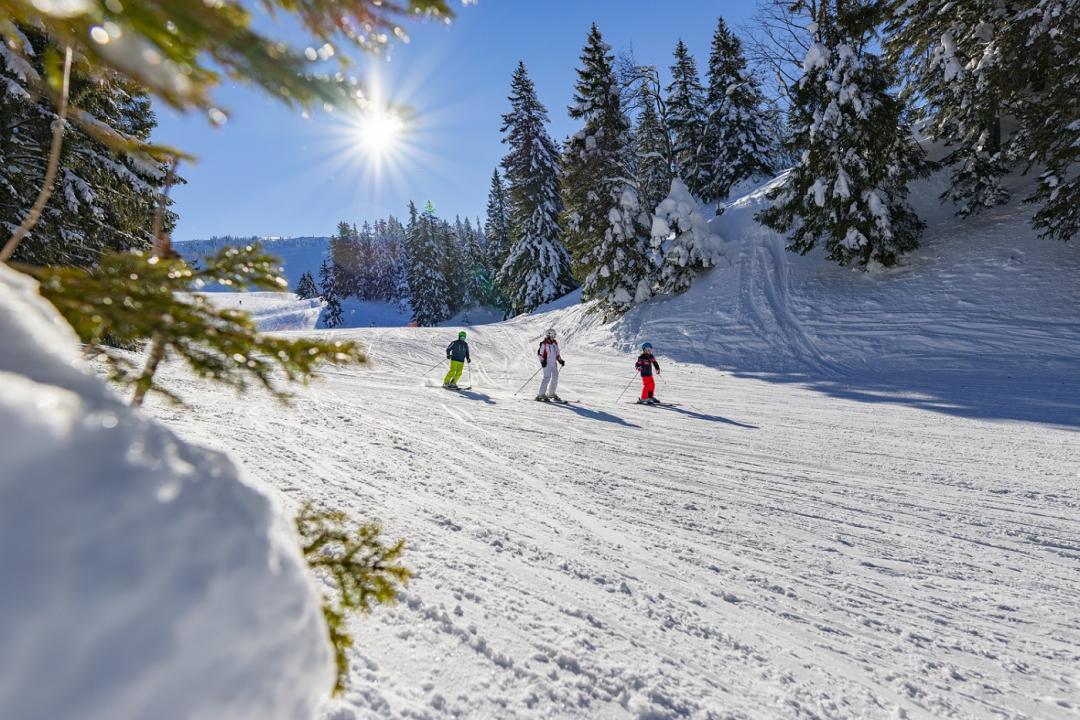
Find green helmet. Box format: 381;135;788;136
458;331;467;339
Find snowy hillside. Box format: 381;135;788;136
144;183;1080;719
177;236;330;292
615;171;1080;424
200;292;324;331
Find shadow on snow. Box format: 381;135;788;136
549;402;640;429
640;403;759;428
730;367;1080;430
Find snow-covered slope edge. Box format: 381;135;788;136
0;266;333;720
594;170;1080;425
617;171;1080;374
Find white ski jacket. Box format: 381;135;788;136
537;340;561;366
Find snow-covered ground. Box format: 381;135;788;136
145;173;1080;718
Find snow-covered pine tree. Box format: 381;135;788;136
562;25;654;316
403;201;450;326
634;99;674;219
318;256;344;328
355;221;378;299
701;17;775;211
496;61;575;315
666;40;709;198
757;0;926;267
329;221;360;297
484;169;512;271
456;217;485;308
885;0;1011;217
438;215;465;315
651;179;724;294
295;271;319;300
1013;0;1080;243
0;26;171;267
384;215;408;302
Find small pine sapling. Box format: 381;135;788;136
296;503;411;695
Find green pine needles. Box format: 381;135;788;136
296;503;411;695
30;243;368;405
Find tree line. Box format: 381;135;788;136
329;3;1076;326
7;3;1077;328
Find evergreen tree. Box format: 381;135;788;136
296;271;319;300
666;40;709;197
758;1;926;267
651;179;724;294
0;27;171;267
1014;0;1080;243
403;201;450;326
457;217;490;308
355;221;378;299
701;17;775;210
562;24;654;316
497;61;575;315
329;221;360;297
318;257;344;328
482;170;513;312
634;99;674;218
484;169;513;272
439;216;466;313
885;0;1011;217
887;0;1080;242
382;215;408;302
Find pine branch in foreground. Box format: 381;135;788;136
29;243;368;404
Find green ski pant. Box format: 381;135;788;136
443;360;464;386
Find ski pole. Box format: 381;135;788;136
421;359;444;377
513;367;542;396
615;372;638;402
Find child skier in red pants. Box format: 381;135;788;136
635;342;661;404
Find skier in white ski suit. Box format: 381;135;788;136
536;328;565;401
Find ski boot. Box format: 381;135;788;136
534;395;549;402
548;394;564;403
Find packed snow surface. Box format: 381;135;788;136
142;173;1080;719
0;265;333;720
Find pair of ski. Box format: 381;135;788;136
632;400;678;407
442;385;472;391
534;396;571;405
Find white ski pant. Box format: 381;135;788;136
538;364;559;396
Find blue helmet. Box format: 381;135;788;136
641;342;653;351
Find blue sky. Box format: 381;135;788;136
156;1;757;241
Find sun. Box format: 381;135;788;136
356;107;403;158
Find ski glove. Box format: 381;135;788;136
558;358;565;367
541;360;547;368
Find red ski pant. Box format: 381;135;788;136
640;375;655;400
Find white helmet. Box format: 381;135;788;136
545;328;557;339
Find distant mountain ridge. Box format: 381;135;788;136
177;236;330;292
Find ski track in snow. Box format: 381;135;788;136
149;319;1080;720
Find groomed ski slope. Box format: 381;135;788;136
150;327;1079;715
149;175;1080;719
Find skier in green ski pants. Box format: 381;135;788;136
443;331;471;388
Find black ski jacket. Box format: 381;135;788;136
447;339;471;362
635;353;660;377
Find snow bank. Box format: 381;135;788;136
609;169;1080;376
0;265;333;720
